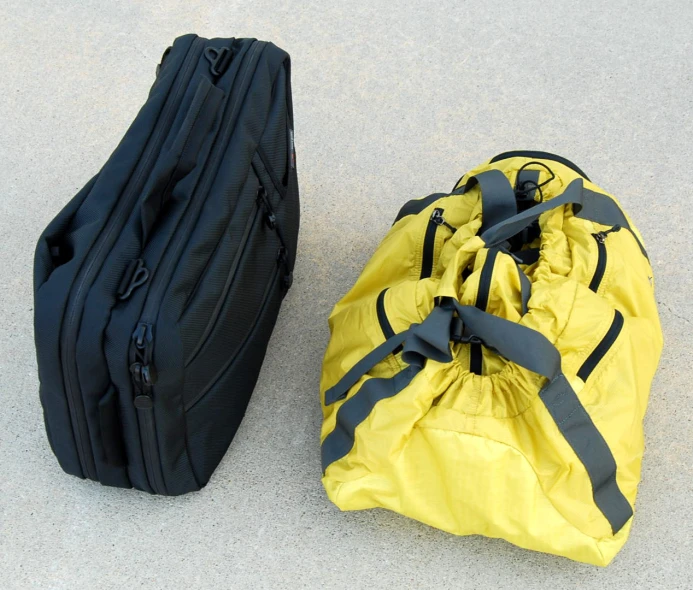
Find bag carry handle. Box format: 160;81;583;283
481;177;648;257
457;169;518;233
322;297;633;534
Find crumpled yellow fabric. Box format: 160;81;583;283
320;154;662;565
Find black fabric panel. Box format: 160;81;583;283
98;386;127;468
514;248;541;265
185;272;284;486
34;34;199;483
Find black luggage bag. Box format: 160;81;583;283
33;34;299;494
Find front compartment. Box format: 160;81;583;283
184;269;284;485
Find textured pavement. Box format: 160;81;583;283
1;1;692;588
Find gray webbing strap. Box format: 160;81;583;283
481;178;585;247
324;330;411;405
321;298;632;534
461;170;518;233
481;178;648;259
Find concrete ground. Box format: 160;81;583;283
1;1;691;588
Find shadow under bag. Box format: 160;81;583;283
34;34;299;494
320;152;661;565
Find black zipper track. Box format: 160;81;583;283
58;37;203;481
420;208;443;279
589;237;607;292
577;310;624;382
470;249;498;374
376;288;403;355
131;41;262;494
255;145;287;199
185;202;262;365
137;41;260;328
184;266;281;412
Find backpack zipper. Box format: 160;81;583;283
58;37;203;481
376;288;403;355
470;248;498;374
185;192;262;365
577;310;624;382
420;208;455;279
589;225;621;292
129;322;166;493
126;41;261;493
184;266;282;412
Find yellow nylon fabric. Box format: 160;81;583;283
319;155;663;566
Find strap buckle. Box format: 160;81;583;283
450;316;482;345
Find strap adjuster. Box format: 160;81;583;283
450;316;482;344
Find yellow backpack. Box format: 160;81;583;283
319;151;663;566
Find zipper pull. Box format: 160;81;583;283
117;259;149;300
132;322;154;363
593;224;622;243
257;186;277;229
131;323;157;409
430;209;456;232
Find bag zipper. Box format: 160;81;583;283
185;196;263;365
58;37;203;481
255;145;287;199
420;208;455;279
470;248;499;374
184;266;282;412
376;288;403;355
126;41;261;493
129;322;166;493
185;181;288;366
577;310;624;382
589;225;621;292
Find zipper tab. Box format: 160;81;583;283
130;322;157;409
593;224;621;243
118;259;149;301
257;186;278;229
430;208;456;232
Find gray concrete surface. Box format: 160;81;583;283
1;0;691;588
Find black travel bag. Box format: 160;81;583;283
33;35;299;494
